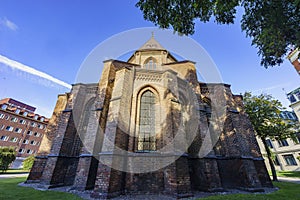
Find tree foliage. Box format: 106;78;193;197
22;155;35;170
243;92;295;139
243;92;297;181
136;0;300;67
0;147;16;173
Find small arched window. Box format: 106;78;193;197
138;90;156;151
144;58;157;69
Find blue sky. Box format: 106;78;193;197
0;0;299;117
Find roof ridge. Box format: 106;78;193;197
138;34;166;50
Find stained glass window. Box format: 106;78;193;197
138;90;156;151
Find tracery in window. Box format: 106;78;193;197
144;58;157;69
138;90;156;151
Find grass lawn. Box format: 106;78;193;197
0;177;299;200
0;177;81;200
275;171;300;178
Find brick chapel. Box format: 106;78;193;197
26;36;273;198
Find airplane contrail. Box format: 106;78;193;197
0;54;72;89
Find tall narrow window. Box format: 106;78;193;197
144;58;156;69
138;90;156;151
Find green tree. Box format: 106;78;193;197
136;0;300;67
0;147;16;173
22;155;35;170
243;92;296;181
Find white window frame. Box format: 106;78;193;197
34;132;40;137
23;139;29;144
5;126;14;132
10;137;18;142
27;131;33;135
26;149;33;154
18;149;25;154
10;117;18;122
19;119;26;124
14;128;22;133
1;104;7;110
0;135;9;141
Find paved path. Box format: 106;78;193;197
276;176;300;184
0;173;29;179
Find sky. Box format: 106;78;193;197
0;0;299;117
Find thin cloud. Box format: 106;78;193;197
251;83;291;93
0;17;18;31
0;54;72;89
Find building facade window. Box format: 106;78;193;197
273;156;280;166
10;137;18;142
38;124;43;129
278;139;289;147
288;94;296;103
27;131;33;135
18;149;25;154
283;154;297;166
23;112;28;117
138;90;156;151
30;122;37;127
30;140;36;145
143;58;157;70
27;149;33;154
23;139;29;144
0;113;4;119
266;139;273;148
34;132;40;137
5;126;14;132
14;128;22;133
0;135;9;141
19;119;26;124
10;117;18;122
15;109;20;114
293;133;300;144
1;104;7;110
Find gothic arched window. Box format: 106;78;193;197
138;90;156;151
144;58;157;69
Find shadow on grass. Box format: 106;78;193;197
0;169;30;174
0;177;82;200
1;177;300;200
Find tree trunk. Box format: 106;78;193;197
261;137;278;181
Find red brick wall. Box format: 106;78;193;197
0;109;47;157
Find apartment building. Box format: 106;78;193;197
0;98;49;168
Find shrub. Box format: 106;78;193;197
0;147;16;173
22;155;35;170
